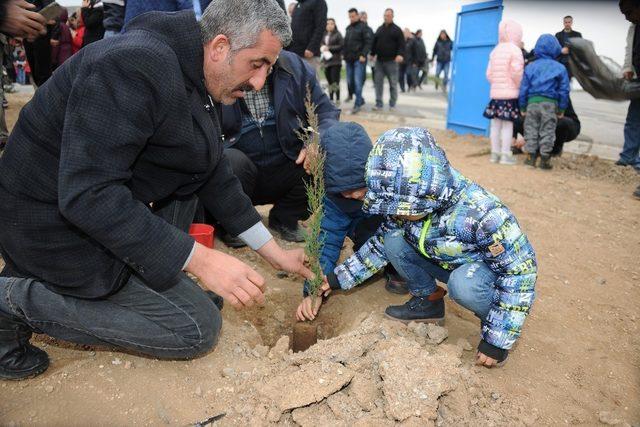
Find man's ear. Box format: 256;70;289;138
205;34;231;63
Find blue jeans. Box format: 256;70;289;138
435;61;450;88
346;60;366;107
0;198;221;359
384;231;496;319
620;98;640;170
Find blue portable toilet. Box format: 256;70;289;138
446;0;504;136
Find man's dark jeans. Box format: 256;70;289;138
225;148;309;230
0;198;221;359
620;98;640;170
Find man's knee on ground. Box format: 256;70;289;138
173;300;222;360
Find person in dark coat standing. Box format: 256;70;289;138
358;10;374;92
343;8;371;112
413;29;429;88
432;29;453;92
0;0;312;381
554;15;582;76
81;0;105;47
23;0;53;87
287;0;327;73
371;8;404;110
321;18;343;103
50;8;72;70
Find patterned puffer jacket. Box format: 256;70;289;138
332;127;537;351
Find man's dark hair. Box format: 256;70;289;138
348;8;358;14
385;8;394;14
563;15;573;20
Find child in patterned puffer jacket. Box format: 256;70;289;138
324;127;537;367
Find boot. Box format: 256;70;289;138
539;155;553;170
523;153;538;168
384;286;447;324
0;314;49;380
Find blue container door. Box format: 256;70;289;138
446;0;503;136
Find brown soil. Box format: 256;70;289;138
1;95;639;426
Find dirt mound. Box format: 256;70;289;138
205;314;531;426
556;153;639;184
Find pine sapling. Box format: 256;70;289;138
294;87;326;301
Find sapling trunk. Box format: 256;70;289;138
295;87;326;303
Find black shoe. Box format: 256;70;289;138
385;270;408;294
0;315;49;380
219;230;247;248
615;159;629;166
539;155;553;170
524;153;538;168
270;222;305;243
205;291;224;310
633;185;640;200
384;287;446;324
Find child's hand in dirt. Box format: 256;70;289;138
295;282;331;321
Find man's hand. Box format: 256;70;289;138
561;47;569;55
304;49;314;59
186;243;266;309
0;0;47;39
394;55;403;63
359;55;366;63
257;239;314;280
476;351;498;368
295;148;310;175
624;71;634;81
296;282;331;321
557;112;565;119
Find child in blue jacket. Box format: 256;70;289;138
296;122;405;321
519;34;570;170
317;127;537;367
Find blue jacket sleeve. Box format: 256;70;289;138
519;69;531;111
475;206;537;350
303;197;352;296
333;219;399;290
557;67;570;111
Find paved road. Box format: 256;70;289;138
340;79;628;161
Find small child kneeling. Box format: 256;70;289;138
321;127;537;367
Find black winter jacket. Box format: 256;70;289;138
81;4;105;46
0;11;261;298
413;37;428;64
321;30;343;67
432;39;453;63
287;0;327;57
371;22;405;62
343;20;372;62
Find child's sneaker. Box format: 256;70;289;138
384;286;446;324
499;153;517;165
523;153;538;168
490;152;500;163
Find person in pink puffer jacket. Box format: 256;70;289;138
483;20;524;165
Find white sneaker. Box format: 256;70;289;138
499;153;517;165
490;152;500;163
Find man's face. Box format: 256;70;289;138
203;30;281;105
384;10;393;25
349;11;359;24
563;17;573;31
416;31;422;39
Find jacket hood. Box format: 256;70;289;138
123;10;204;89
323;122;373;194
534;34;562;59
498;19;522;44
363;127;457;216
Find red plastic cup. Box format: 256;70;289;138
189;223;215;249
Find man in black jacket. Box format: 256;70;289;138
413;29;429;88
555;15;582;76
287;0;326;73
0;0;312;380
343;7;371;113
371;8;404;110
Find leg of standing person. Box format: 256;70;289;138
333;64;341;102
345;60;355;103
442;61;450;91
538;103;558;160
374;60;385;108
523;103;542;167
352;60;366;112
434;61;443;89
399;63;406;92
489;119;503;162
499;120;516;165
324;65;334;101
388;61;399;108
619;99;640;170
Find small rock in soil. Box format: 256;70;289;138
597;278;607;285
268;335;290;359
276;271;290;279
194;386;203;397
124;361;133;369
44;385;54;393
456;338;473;351
598;411;624;426
272;309;286;323
112;358;122;366
222;367;236;378
426;324;448;344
